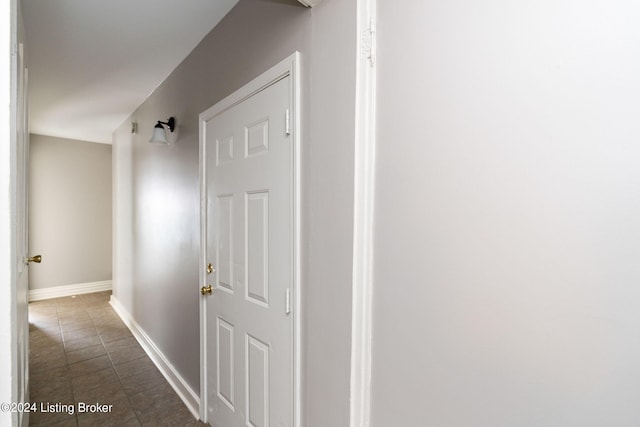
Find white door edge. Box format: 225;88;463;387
350;0;377;426
199;51;301;426
1;2;18;426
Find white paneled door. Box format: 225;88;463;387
200;56;299;427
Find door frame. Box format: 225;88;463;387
198;52;301;426
2;1;31;425
350;1;377;426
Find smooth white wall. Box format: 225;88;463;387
29;134;112;290
370;1;640;426
113;2;357;425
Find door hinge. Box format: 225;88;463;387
285;288;291;315
360;18;376;67
285;109;291;136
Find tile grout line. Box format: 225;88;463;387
94;310;145;426
29;292;203;426
55;299;80;427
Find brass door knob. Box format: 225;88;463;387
27;255;42;264
201;285;213;295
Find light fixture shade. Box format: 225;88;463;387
149;124;168;144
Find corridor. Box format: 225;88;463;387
28;291;206;426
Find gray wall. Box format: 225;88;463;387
112;1;356;425
29;134;112;290
371;0;640;426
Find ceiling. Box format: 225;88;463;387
22;0;239;144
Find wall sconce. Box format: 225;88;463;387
149;117;176;144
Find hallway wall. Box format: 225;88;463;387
371;0;640;425
29;134;112;291
113;0;356;425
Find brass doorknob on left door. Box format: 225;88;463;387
27;255;42;264
201;285;213;295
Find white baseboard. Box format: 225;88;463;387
109;296;200;419
29;281;112;301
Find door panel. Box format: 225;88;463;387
217;317;235;410
217;194;234;293
203;75;293;427
246;334;269;427
246;191;269;307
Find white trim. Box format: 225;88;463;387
199;52;302;426
291;52;302;427
350;0;377;426
198;85;208;422
28;280;113;302
1;1;19;426
110;295;200;419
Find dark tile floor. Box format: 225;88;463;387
28;291;208;426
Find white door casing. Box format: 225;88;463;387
199;53;300;427
3;28;30;425
351;1;377;427
15;42;30;427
